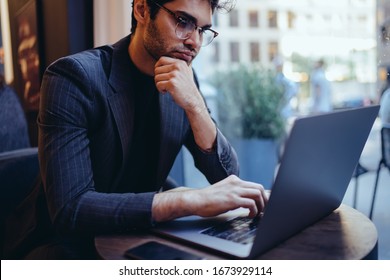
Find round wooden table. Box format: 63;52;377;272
95;204;378;260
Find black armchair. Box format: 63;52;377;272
0;147;40;258
1;82;39;258
0;84;30;152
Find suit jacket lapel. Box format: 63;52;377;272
107;36;135;165
105;35;189;187
156;93;188;186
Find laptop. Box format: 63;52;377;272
153;105;380;259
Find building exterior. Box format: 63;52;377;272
195;0;376;82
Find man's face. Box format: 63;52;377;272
143;0;213;65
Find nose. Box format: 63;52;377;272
184;28;202;49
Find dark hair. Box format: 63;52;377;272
130;0;235;34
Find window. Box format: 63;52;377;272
230;41;240;63
229;10;239;27
213;13;219;27
248;10;259;28
287;11;296;29
268;41;278;62
268;10;278;28
213;41;220;63
146;0;381;206
250;42;260;62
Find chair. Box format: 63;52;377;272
351;161;370;208
0;147;39;258
1;82;38;258
369;125;390;219
0;84;31;152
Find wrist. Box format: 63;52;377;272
152;189;197;222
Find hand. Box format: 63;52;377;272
152;175;268;222
154;56;204;113
189;175;268;218
154;56;216;151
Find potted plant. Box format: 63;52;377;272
211;65;286;188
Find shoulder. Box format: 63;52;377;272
44;35;131;83
46;45;113;79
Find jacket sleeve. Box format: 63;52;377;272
183;119;240;184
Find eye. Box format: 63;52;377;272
177;15;189;26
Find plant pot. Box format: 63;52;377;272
232;138;278;190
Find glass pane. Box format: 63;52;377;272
184;0;379;189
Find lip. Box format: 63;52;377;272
172;51;195;63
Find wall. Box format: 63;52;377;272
40;0;94;66
5;0;94;146
93;0;131;47
0;0;13;83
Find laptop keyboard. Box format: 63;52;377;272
200;216;260;245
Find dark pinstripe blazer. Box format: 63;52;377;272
4;36;239;258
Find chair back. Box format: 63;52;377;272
0;147;39;219
0;85;31;152
0;147;39;258
381;125;390;169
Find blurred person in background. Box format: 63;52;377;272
273;55;299;120
379;66;390;126
309;59;332;114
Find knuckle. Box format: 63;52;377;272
227;174;239;183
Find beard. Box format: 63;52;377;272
143;19;197;65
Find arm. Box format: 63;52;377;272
153;57;268;222
154;56;216;152
152;175;268;222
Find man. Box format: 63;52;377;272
273;55;298;120
4;0;268;259
379;66;390;126
309;59;332;114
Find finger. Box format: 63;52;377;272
156;56;177;66
155;64;176;76
237;181;268;212
155;80;170;94
261;187;270;203
256;192;266;214
241;187;268;214
154;72;170;85
155;56;171;68
236;197;258;218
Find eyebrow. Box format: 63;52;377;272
176;10;213;29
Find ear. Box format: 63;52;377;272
133;0;148;25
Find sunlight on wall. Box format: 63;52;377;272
0;0;14;83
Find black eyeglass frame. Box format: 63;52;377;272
152;1;219;46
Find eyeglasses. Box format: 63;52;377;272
153;1;218;46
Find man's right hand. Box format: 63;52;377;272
152;175;268;223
